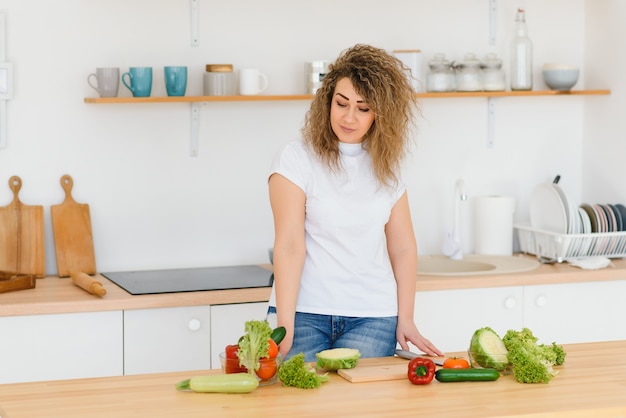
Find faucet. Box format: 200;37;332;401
442;179;467;260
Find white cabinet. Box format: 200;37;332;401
123;305;211;375
209;302;268;369
0;311;123;384
414;286;524;353
524;280;626;344
414;279;626;353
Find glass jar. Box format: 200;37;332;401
306;60;331;94
454;53;483;92
481;53;506;91
426;53;455;92
203;64;236;96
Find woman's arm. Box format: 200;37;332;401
386;191;443;357
268;173;307;356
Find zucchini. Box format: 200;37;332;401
270;326;287;345
435;368;500;382
176;373;259;393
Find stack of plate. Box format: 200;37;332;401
529;182;626;234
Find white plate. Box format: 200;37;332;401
529;183;568;233
552;184;577;233
576;207;593;257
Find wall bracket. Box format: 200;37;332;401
489;0;497;45
190;0;199;47
190;102;204;157
487;97;496;148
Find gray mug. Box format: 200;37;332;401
88;67;120;98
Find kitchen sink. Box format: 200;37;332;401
418;254;540;276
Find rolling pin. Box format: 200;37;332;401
70;271;107;297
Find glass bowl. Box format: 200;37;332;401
467;350;512;375
219;352;283;386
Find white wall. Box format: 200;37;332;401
583;1;626;206
0;0;598;274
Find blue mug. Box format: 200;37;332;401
164;66;188;97
122;67;153;97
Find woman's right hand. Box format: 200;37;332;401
278;332;293;357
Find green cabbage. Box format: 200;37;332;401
315;348;361;370
468;327;510;371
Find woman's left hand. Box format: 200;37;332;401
396;320;444;357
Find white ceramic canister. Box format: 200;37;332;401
393;49;424;92
203;64;236;96
306;60;331;94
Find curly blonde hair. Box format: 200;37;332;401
302;44;419;187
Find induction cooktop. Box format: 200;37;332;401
101;265;274;295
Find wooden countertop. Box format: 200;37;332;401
0;340;624;418
1;256;625;317
416;256;626;291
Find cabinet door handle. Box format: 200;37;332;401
535;295;548;307
188;318;201;331
504;296;517;309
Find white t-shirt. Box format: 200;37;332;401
268;139;406;317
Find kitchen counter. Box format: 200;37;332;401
1;256;626;317
0;340;624;418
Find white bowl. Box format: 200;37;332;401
542;65;579;91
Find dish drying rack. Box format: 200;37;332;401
515;224;626;263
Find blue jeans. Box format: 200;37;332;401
267;307;397;362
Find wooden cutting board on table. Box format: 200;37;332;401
338;357;412;383
0;176;46;277
51;175;96;277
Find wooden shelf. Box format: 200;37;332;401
84;95;315;104
83;89;611;156
83;89;610;104
417;89;610;98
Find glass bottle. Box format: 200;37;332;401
510;9;533;91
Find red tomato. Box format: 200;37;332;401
443;357;470;369
225;344;239;359
255;359;277;380
266;339;279;359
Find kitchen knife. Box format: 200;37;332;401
395;349;444;366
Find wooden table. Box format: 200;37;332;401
0;341;625;418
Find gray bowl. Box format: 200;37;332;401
542;68;580;91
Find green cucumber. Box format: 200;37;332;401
435;368;500;382
270;326;287;345
176;373;259;393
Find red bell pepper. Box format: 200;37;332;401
407;357;436;385
225;344;240;359
224;344;247;374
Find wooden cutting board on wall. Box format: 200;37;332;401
51;175;96;278
0;176;46;277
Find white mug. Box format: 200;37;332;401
88;67;120;98
239;68;268;95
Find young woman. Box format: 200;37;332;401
268;44;443;361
